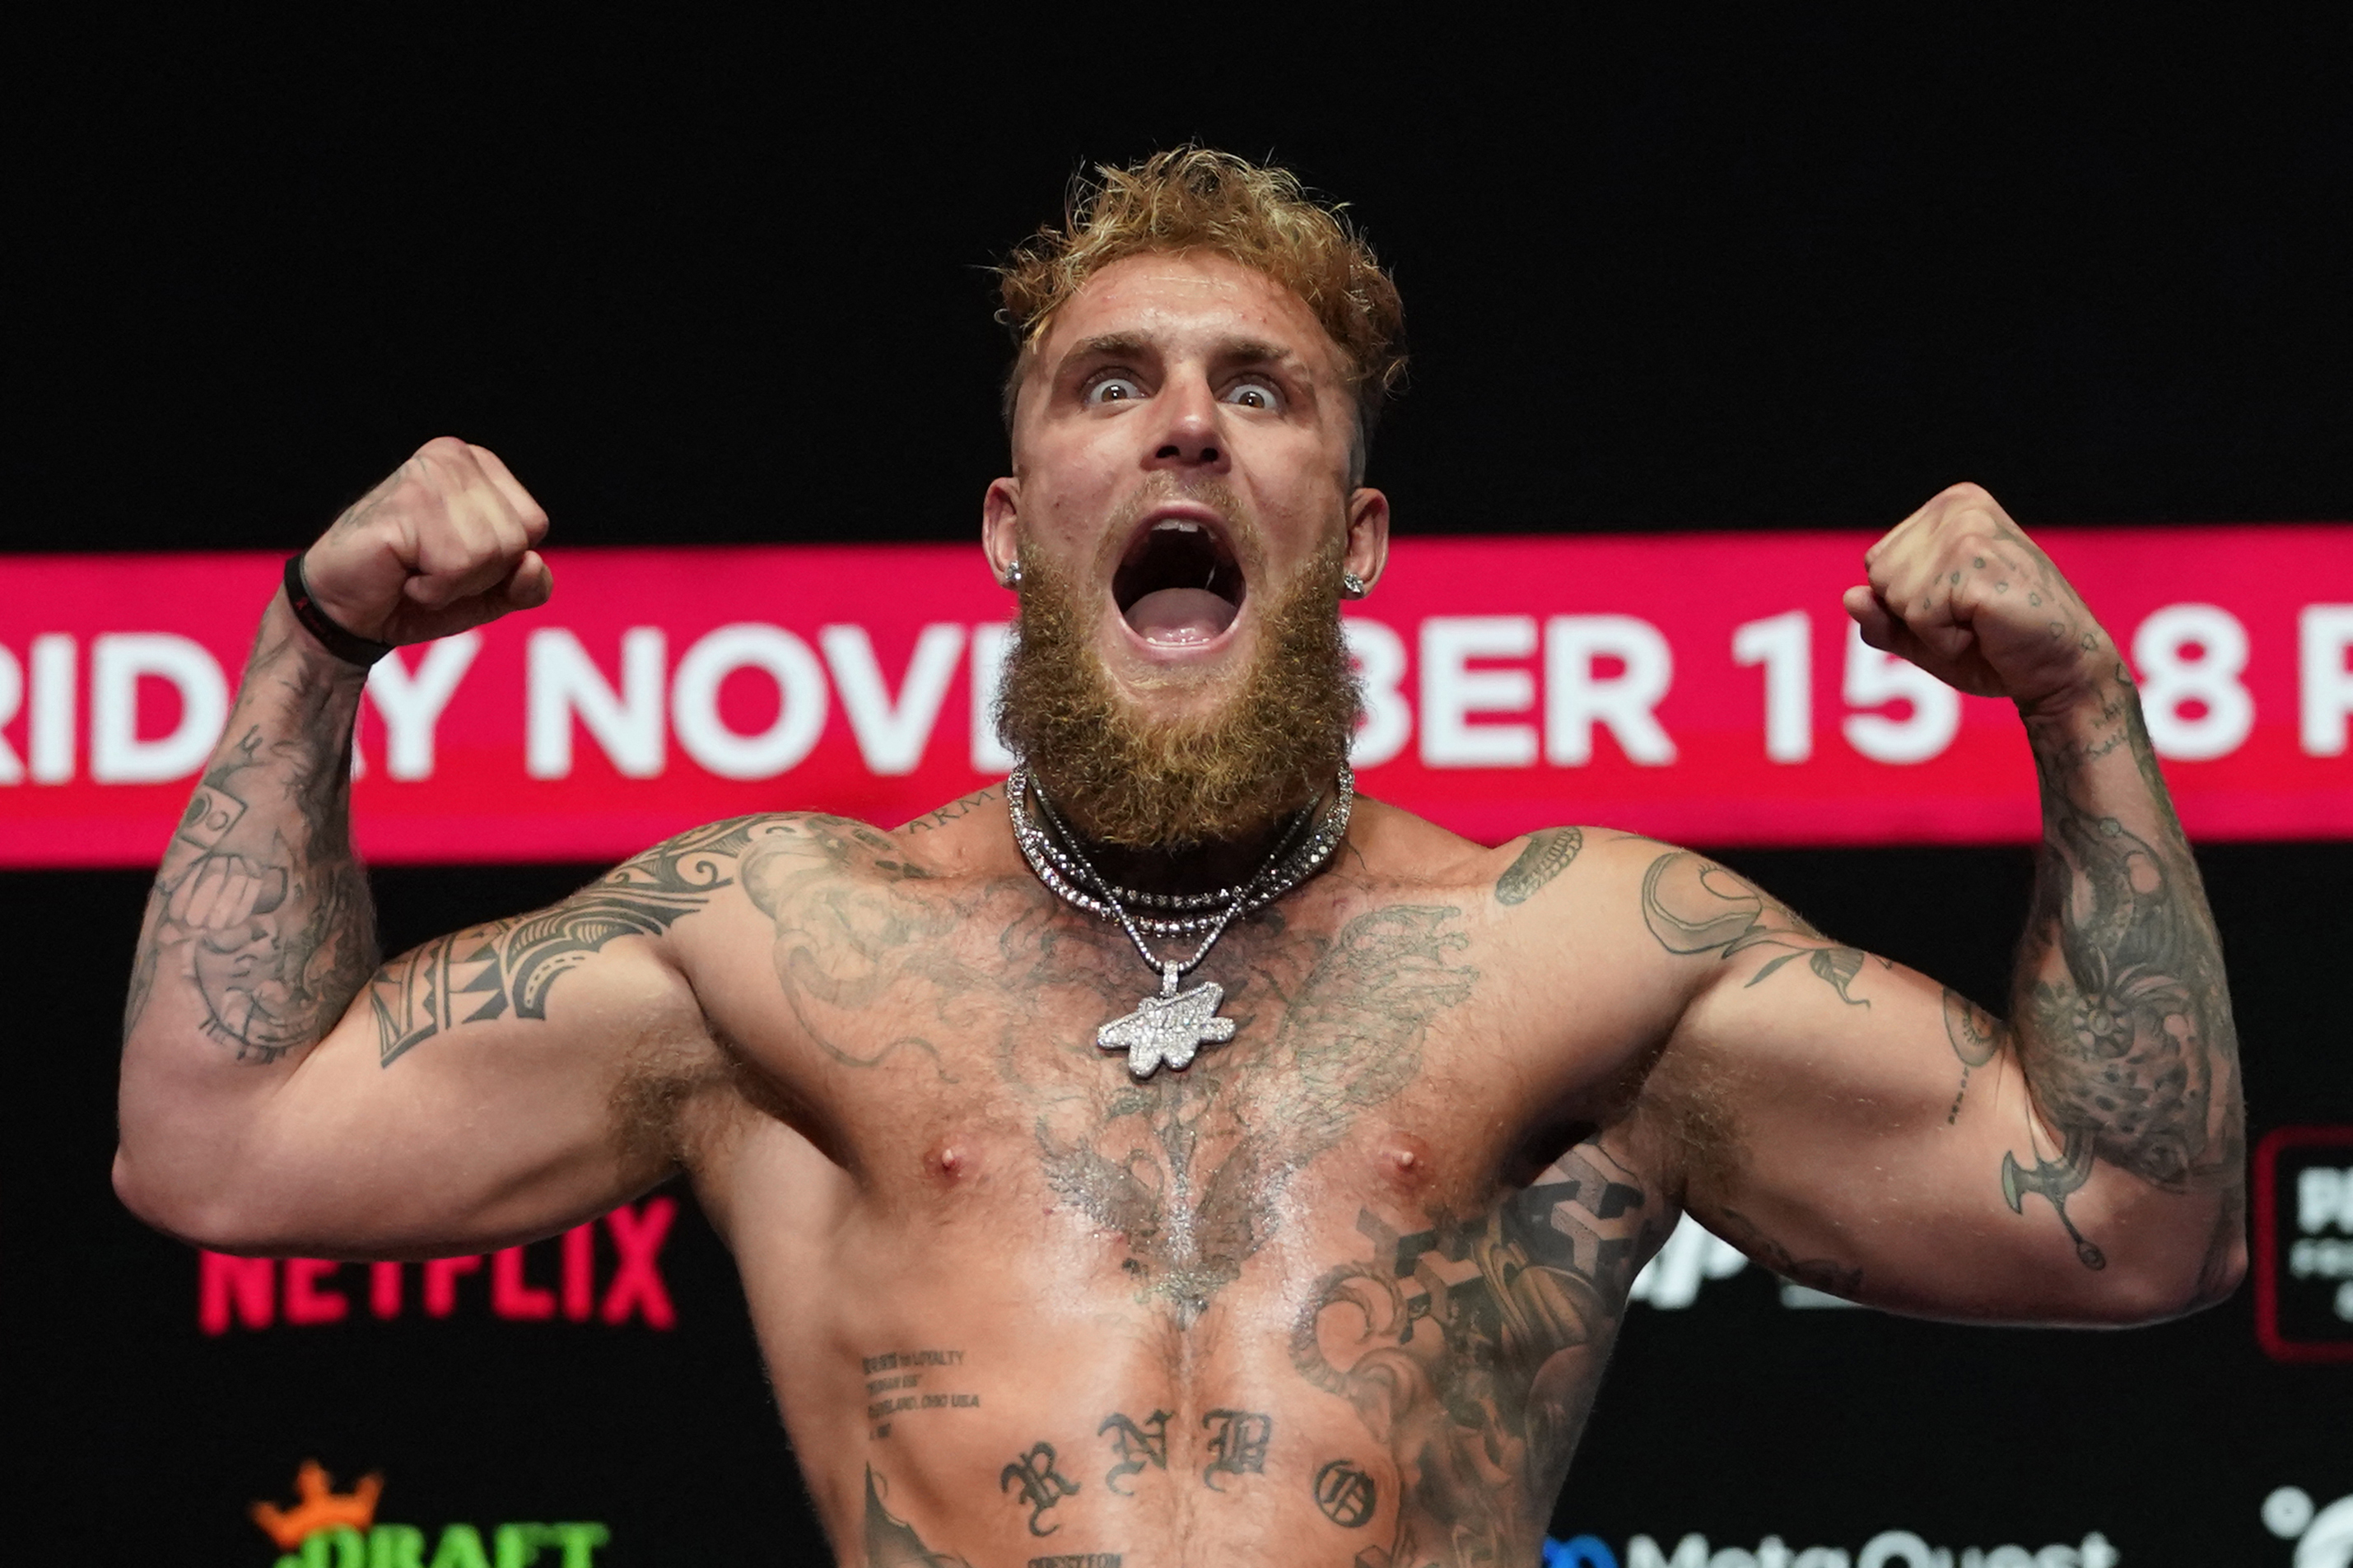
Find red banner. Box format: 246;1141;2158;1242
1;528;2346;866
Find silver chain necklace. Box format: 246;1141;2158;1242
1006;763;1353;1077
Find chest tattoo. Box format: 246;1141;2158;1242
1035;904;1479;1324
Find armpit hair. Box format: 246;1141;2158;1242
1633;1032;1745;1208
606;1030;728;1176
606;1017;828;1178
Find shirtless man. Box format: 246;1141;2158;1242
115;150;2245;1567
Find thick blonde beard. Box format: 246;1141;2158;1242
996;533;1361;849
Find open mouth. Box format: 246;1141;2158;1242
1114;515;1246;646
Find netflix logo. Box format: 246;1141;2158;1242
198;1198;676;1335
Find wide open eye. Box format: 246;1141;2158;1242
1222;379;1282;412
1083;375;1144;407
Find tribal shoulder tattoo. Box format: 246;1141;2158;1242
366;817;770;1066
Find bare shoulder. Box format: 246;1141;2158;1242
1341;806;1708;1008
1467;826;1825;944
608;793;1007;930
1349;802;1682;917
1465;828;1871;1031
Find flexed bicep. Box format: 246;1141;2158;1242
1647;836;2232;1323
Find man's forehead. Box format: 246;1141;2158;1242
1040;252;1339;373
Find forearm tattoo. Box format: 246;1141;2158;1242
127;631;376;1063
2011;692;2244;1279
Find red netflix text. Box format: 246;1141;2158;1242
198;1198;677;1335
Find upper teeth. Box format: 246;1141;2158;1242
1154;520;1201;533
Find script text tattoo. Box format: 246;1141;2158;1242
1313;1459;1377;1527
903;787;1000;835
1200;1409;1273;1490
1097;1410;1169;1495
1001;1442;1081;1537
1709;1204;1862;1298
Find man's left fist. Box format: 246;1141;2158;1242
1843;483;2118;717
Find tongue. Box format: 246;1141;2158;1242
1124;587;1237;644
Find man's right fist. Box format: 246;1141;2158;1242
298;437;553;646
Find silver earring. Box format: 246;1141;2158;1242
1004;562;1023;591
1340;572;1368;599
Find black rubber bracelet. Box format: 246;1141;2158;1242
282;554;396;667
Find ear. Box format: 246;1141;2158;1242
1344;487;1391;591
981;477;1022;587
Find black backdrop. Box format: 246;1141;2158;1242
6;15;2347;1563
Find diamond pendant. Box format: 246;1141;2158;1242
1097;963;1237;1079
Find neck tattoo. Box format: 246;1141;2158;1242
1006;764;1354;1078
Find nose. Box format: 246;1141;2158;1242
1144;374;1226;473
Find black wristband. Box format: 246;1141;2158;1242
282;554;396;667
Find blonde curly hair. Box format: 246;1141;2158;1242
995;147;1406;476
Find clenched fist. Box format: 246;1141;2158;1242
165;854;288;932
1843;483;2118;718
300;437;552;646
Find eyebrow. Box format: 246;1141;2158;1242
1058;333;1307;372
1215;337;1303;369
1060;333;1153;367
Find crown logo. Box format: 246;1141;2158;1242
251;1460;384;1549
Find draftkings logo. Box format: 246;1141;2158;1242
252;1461;610;1567
198;1200;676;1335
2255;1127;2353;1361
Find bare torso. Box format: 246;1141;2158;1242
114;448;2243;1568
664;795;1684;1567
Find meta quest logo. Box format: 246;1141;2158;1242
251;1462;609;1567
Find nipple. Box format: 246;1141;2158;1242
1379;1133;1433;1194
928;1140;974;1184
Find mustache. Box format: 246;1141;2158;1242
1087;473;1268;581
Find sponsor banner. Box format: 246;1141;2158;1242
196;1198;678;1335
250;1461;611;1566
1540;1483;2353;1568
0;528;2346;867
2253;1126;2353;1362
1543;1528;2122;1567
